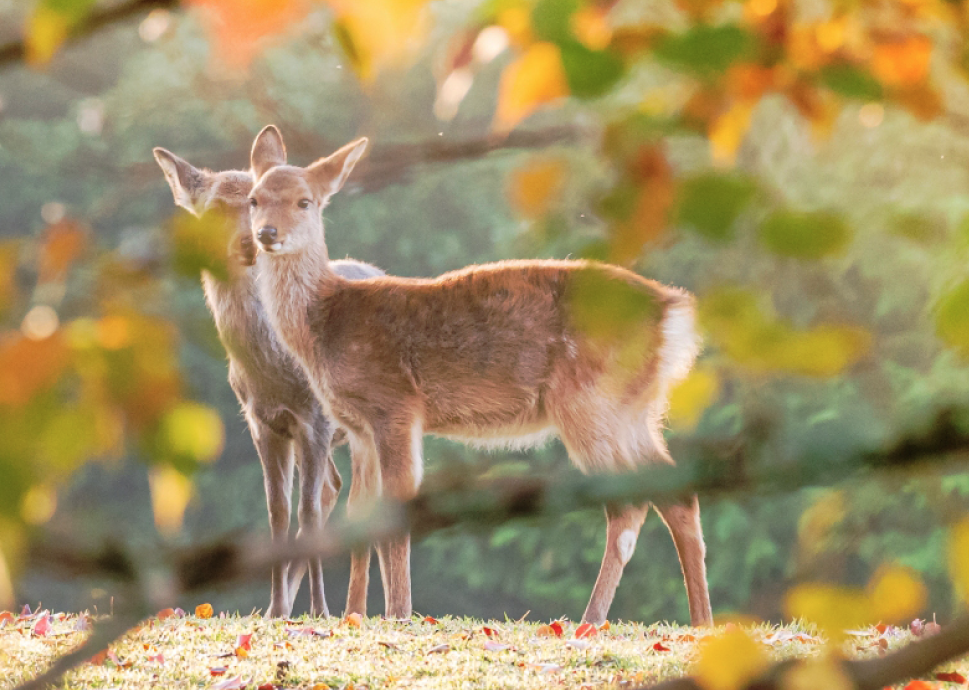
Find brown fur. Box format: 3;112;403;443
248;126;712;625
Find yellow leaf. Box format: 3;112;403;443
20;485;57;526
494;42;569;132
785;584;874;640
667;366;720;430
781;657;853;690
149;465;193;537
195;602;214;619
329;0;430;82
507;157;568;219
571;6;612;51
161;403;225;465
948;516;969;604
709;101;755;166
693;629;769;690
25;6;70;66
496;5;533;49
867;565;926;624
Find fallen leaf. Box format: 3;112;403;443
484;640;511;651
195;602;214;619
537;621;565;637
904;682;936;690
482;625;499;637
575;622;598;638
236;633;253;651
427;643;451;654
936;672;966;683
0;611;13;626
652;641;671;652
378;641;400;651
286;626;332;638
212;676;247;690
157;608;176;620
531;663;563;674
32;613;52;637
88;649;109;665
148;653;165;664
235;647;248;658
911;619;925;636
423;615;439;624
344;612;363;628
210;666;228;676
599;621;611;631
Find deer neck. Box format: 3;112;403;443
254;239;338;372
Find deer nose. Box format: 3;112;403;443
257;226;278;245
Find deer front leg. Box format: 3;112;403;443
654;495;713;626
292;416;342;617
582;503;650;625
374;421;422;620
345;433;381;617
252;422;295;618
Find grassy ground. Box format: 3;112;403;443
0;608;952;689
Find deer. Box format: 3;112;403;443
153;145;384;618
245;124;713;626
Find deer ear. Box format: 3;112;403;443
307;137;368;200
251;125;287;180
153;147;213;216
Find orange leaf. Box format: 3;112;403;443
936;672;966;684
904;682;936;690
494;42;569;132
872;35;931;87
599;621;611;631
88;649;108;665
507;157;568;219
0;611;13;626
575;623;598;638
235;633;253;651
0;333;70;406
156;608;176;621
234;647;248;658
186;0;309;69
423;615;439;624
344;612;363;628
483;626;498;637
536;621;565;637
38;220;86;284
195;603;214;619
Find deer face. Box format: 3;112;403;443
248;125;369;257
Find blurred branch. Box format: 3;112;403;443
644;614;969;690
0;0;177;70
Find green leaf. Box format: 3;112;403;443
677;172;759;241
531;0;581;44
819;64;883;100
558;40;625;98
936;279;969;356
758;210;852;259
653;25;756;79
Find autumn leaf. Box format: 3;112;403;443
482;625;498;637
186;0;309;68
709;100;755;165
32;612;52;637
344;612;364;628
156;608;176;620
195;602;214;619
936;672;967;683
574;622;598;638
149;466;193;537
507;157;568;219
0;332;70;407
329;0;430;82
422;615;439;624
693;629;769;690
871;35;932;87
38;220;86;284
494;42;569;132
867;565;927;624
536;620;565;637
652;641;671;651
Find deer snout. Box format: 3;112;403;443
257;226;278;247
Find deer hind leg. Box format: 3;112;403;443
251;420;295;618
292;415;342;617
345;432;381;617
374;418;422;620
582;503;650;624
654;495;712;626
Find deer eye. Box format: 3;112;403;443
298;199;311;209
249;198;257;207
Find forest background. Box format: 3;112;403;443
2;0;969;628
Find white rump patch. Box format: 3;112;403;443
410;419;424;493
656;297;701;398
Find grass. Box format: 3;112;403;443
0;608;948;689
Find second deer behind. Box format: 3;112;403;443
246;125;713;626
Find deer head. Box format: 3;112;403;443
248;125;368;255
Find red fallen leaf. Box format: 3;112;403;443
0;611;13;626
285;626;332;638
652;642;671;652
236;633;253;651
482;626;498;637
423;615;439;624
157;608;176;620
210;667;228;677
537;620;565;637
875;623;889;634
257;685;276;690
32;614;52;637
936;672;967;683
213;676;247;690
148;653;165;664
904;682;936;690
575;623;597;639
88;649;109;665
484;640;511;652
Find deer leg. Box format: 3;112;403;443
654;495;713;626
374;421;421;620
582;503;650;625
345;433;380;617
252;421;295;618
293;416;342;617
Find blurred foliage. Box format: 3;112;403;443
1;0;969;629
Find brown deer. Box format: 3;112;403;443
246;125;712;625
153;146;383;617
